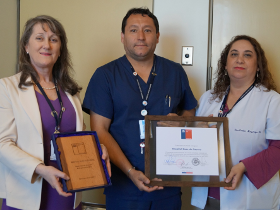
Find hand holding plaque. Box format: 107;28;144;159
35;164;73;197
52;131;111;192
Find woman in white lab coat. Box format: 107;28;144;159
191;35;280;210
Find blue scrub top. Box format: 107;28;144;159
83;55;197;200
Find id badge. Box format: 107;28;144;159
139;120;145;139
50;140;57;161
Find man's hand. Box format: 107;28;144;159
35;164;72;197
157;113;185;127
127;169;164;192
100;144;111;177
224;162;246;190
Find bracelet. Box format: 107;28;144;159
127;166;135;175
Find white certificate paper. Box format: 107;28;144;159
156;127;219;176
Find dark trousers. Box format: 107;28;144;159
106;193;182;210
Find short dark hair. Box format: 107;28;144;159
212;35;277;101
19;15;81;95
121;7;159;34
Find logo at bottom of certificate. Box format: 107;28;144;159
182;172;193;174
192;158;200;166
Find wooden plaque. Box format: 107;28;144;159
144;115;232;187
53;132;111;192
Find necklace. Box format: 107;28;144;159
35;81;65;133
129;57;156;116
40;85;56;90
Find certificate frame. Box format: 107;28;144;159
145;116;232;187
52;131;112;193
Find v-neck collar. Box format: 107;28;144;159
120;54;158;85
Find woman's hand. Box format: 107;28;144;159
35;164;72;197
196;114;217;128
224;162;246;190
100;144;111;177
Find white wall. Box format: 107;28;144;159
154;0;210;101
154;1;209;209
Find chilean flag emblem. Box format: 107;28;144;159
181;129;192;139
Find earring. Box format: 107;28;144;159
26;52;29;54
225;70;228;76
257;71;259;78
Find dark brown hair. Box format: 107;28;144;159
122;7;159;34
18;15;81;95
212;35;276;101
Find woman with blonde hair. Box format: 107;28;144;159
0;15;110;210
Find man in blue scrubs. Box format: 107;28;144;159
83;8;197;210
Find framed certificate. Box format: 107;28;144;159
52;131;111;192
145;116;232;187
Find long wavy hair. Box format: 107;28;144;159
211;35;276;101
18;15;81;95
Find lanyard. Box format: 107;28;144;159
36;81;65;133
129;57;157;116
218;82;255;117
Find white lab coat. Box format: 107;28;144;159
191;85;280;210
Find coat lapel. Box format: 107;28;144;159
65;92;83;131
19;77;43;142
